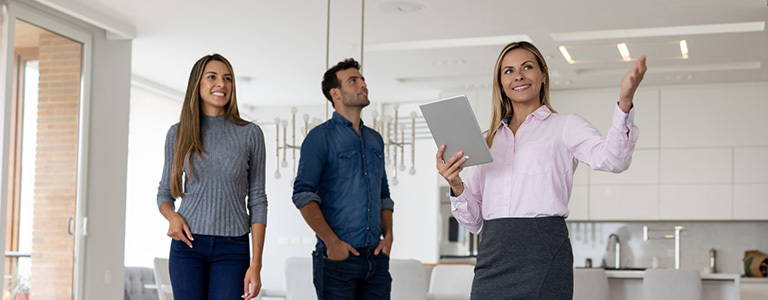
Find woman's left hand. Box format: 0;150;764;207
242;264;262;299
619;56;648;113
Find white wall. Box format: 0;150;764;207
123;86;181;268
82;25;132;300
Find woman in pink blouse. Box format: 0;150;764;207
436;41;647;299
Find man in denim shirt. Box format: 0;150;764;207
292;58;394;299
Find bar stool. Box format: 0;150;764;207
643;269;702;300
573;268;609;300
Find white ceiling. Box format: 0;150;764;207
48;0;768;107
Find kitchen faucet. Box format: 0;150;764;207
606;233;621;269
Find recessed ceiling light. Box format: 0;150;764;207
679;40;688;59
558;46;574;64
617;43;631;61
376;1;424;14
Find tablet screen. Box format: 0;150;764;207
419;95;493;167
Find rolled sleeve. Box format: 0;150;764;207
381;197;394;211
292;129;327;210
293;191;322;209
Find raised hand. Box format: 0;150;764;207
619;56;648;112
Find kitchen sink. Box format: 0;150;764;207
602;267;647;271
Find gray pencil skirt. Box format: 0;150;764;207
470;217;573;300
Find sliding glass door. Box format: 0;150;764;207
1;3;91;299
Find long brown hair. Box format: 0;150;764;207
484;41;556;148
170;54;249;198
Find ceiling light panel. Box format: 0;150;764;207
550;22;765;41
617;43;631;61
558;46;574;64
562;44;625;63
364;34;532;52
575;61;761;76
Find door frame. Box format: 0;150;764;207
0;1;92;299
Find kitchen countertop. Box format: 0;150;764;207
741;277;768;283
605;270;740;281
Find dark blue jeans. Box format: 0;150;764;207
168;234;250;300
312;245;391;300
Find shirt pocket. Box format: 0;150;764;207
337;149;360;179
370;148;385;178
514;141;554;175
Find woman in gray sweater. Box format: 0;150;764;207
157;54;267;300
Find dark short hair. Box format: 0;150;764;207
321;58;361;107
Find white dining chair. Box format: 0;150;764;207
427;264;474;300
643;269;702;300
573;268;609;300
390;258;429;300
284;257;316;300
152;257;173;300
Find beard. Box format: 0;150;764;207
340;89;370;108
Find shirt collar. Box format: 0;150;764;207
331;111;366;128
498;105;553;128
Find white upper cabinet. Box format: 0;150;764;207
659;85;768;148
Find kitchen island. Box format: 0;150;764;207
605;270;743;300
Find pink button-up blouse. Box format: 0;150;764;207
450;104;639;233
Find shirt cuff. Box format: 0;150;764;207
249;203;268;225
293;191;321;209
381;197;394;211
613;102;635;129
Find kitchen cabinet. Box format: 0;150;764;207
557;85;768;221
733;147;768;220
741;278;768;300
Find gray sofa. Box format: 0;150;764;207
124;266;159;300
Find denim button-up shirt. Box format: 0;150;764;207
292;112;394;249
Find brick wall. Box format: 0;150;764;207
30;31;81;300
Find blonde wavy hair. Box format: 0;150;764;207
484;41;556;149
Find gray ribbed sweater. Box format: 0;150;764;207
157;114;267;236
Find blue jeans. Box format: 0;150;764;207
169;234;250;300
312;245;391;300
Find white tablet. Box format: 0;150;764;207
419;95;493;167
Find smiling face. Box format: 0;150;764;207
499;48;547;106
198;60;232;116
